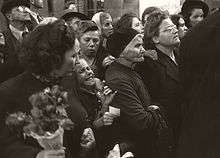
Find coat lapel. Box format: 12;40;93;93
156;49;180;83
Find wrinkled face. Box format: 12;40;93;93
189;8;204;27
120;34;145;63
101;16;113;38
132;17;144;33
8;6;31;22
154;18;180;48
57;39;80;76
79;30;100;58
75;59;95;86
178;18;188;39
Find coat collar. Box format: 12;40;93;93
156;48;180;82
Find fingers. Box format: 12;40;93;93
103;112;114;125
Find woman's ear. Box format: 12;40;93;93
152;36;160;44
5;13;12;21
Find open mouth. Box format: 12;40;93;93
85;75;94;82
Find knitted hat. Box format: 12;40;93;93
106;28;139;58
59;9;89;21
181;0;209;18
1;0;30;14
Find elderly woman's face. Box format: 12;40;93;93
75;59;95;86
132;17;144;33
101;16;113;38
189;8;204;27
120;34;145;63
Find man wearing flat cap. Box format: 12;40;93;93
0;0;32;83
59;8;89;31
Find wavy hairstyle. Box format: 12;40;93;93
143;12;169;50
114;12;139;33
19;19;76;76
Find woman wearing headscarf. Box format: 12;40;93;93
178;10;220;158
91;12;114;79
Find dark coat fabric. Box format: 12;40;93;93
177;11;220;158
135;48;183;144
0;28;24;83
105;62;160;158
0;72;88;158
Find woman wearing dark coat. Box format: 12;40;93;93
135;12;183;154
105;28;168;158
177;10;220;158
0;20;92;158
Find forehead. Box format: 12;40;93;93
133;34;143;44
75;59;88;69
159;18;174;29
191;8;204;15
11;5;27;12
81;30;100;38
179;18;185;24
100;13;112;22
132;17;140;24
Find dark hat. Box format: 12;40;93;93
181;0;209;18
1;0;30;14
59;9;89;21
106;28;139;58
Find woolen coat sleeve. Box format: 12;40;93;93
107;77;158;132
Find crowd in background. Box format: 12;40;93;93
0;0;220;158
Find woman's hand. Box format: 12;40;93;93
102;55;115;67
103;112;115;126
36;149;65;158
80;128;96;151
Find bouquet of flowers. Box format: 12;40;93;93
5;85;74;150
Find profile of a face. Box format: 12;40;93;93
178;18;188;39
131;17;144;34
120;34;145;63
101;15;113;38
189;8;204;27
154;18;180;47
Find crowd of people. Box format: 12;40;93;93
0;0;220;158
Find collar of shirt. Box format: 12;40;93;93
9;24;29;42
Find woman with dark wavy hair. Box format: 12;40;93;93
0;19;94;158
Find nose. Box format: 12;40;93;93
197;17;203;22
184;26;188;32
109;24;113;30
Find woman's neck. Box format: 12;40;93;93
10;21;26;31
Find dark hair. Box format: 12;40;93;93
76;20;99;38
19;19;76;76
114;12;139;33
141;7;161;25
170;14;184;28
181;1;209;28
143;12;169;50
